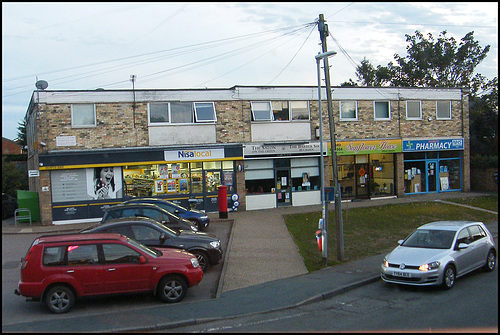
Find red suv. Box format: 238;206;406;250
15;233;203;313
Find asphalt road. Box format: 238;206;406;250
1;219;232;326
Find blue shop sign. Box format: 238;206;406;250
403;138;464;152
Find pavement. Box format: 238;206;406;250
2;191;498;332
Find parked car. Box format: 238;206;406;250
101;202;198;232
381;221;496;289
15;233;203;313
124;197;210;231
2;193;18;219
82;217;223;272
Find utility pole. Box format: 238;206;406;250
318;14;344;261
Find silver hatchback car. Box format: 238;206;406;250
381;221;496;289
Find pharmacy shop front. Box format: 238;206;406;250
403;138;464;194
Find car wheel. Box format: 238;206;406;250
157;275;187;303
190;219;202;231
193;251;209;272
483;249;496;272
442;265;456;290
44;285;75;314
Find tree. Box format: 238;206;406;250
16;114;27;147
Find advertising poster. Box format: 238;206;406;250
87;167;123;200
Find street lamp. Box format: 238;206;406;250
316;50;336;265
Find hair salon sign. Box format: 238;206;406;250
333;139;402;156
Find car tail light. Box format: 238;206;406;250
21;246;35;270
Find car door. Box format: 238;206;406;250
101;243;152;293
467;225;490;269
63;243;105;296
453;228;475;276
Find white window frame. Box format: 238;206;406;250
148;102;169;125
340;101;358;121
406;101;422;120
194;102;217;123
374;101;391;121
251;101;273;121
290;101;310;121
71;103;96;128
436;101;452;120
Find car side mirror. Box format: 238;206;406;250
139;255;147;264
457;243;469;250
397;240;404;245
160;233;168;243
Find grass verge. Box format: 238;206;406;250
284;195;498;272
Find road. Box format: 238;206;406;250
1;219;232;326
171;260;498;332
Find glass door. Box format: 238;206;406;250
276;169;292;206
427;161;438;192
355;164;370;198
204;170;221;212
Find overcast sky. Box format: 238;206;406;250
2;2;498;141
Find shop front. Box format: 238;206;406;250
403;138;463;194
334;139;402;199
243;142;324;210
40;144;243;224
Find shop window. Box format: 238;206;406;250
194;102;216;122
404;161;426;193
439;160;461;191
251;101;272;121
71;104;96;127
406;101;422;120
436;101;451;119
337;155;355;198
340;101;358;121
374;101;390;120
291;158;320;191
370;154;395;196
245;160;274;193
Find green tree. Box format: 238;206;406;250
16;114;27;147
2;158;28;197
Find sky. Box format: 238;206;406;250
2;2;498;141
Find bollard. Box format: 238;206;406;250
218;185;228;219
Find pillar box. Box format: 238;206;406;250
218;185;228;219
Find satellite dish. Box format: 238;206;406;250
35;80;48;90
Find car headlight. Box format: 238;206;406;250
382;258;389;268
209;241;220;249
190;258;200;268
419;261;440;272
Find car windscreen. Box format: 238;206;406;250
126;237;161;257
401;229;456;249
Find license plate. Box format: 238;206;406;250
392;271;411;278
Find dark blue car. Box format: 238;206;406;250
123;198;210;231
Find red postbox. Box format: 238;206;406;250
218;185;228;219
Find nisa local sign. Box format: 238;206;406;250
164;148;225;162
403;138;464;152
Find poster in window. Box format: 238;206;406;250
88;167;123;200
179;178;188;192
167;179;177;193
159;165;169;178
155;179;164;193
171;164;181;178
440;177;449;190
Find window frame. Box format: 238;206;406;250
251;101;273;121
194;102;217;123
340;101;358;121
406;100;422;120
290;101;310;121
374;101;391;121
148;102;170;125
436;100;452;120
71;103;96;128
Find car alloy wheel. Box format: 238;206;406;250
45;285;75;314
484;249;496;272
158;275;187;303
193;251;209;272
442;265;455;290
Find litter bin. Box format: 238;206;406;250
16;190;40;222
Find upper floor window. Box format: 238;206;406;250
340;101;358;121
251;101;272;121
406;101;422;120
436;101;451;120
374;101;391;120
148;102;216;125
254;101;309;122
71;104;96;127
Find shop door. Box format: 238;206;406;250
427;161;438;192
276;169;292;206
204;170;221;212
355;164;369;198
